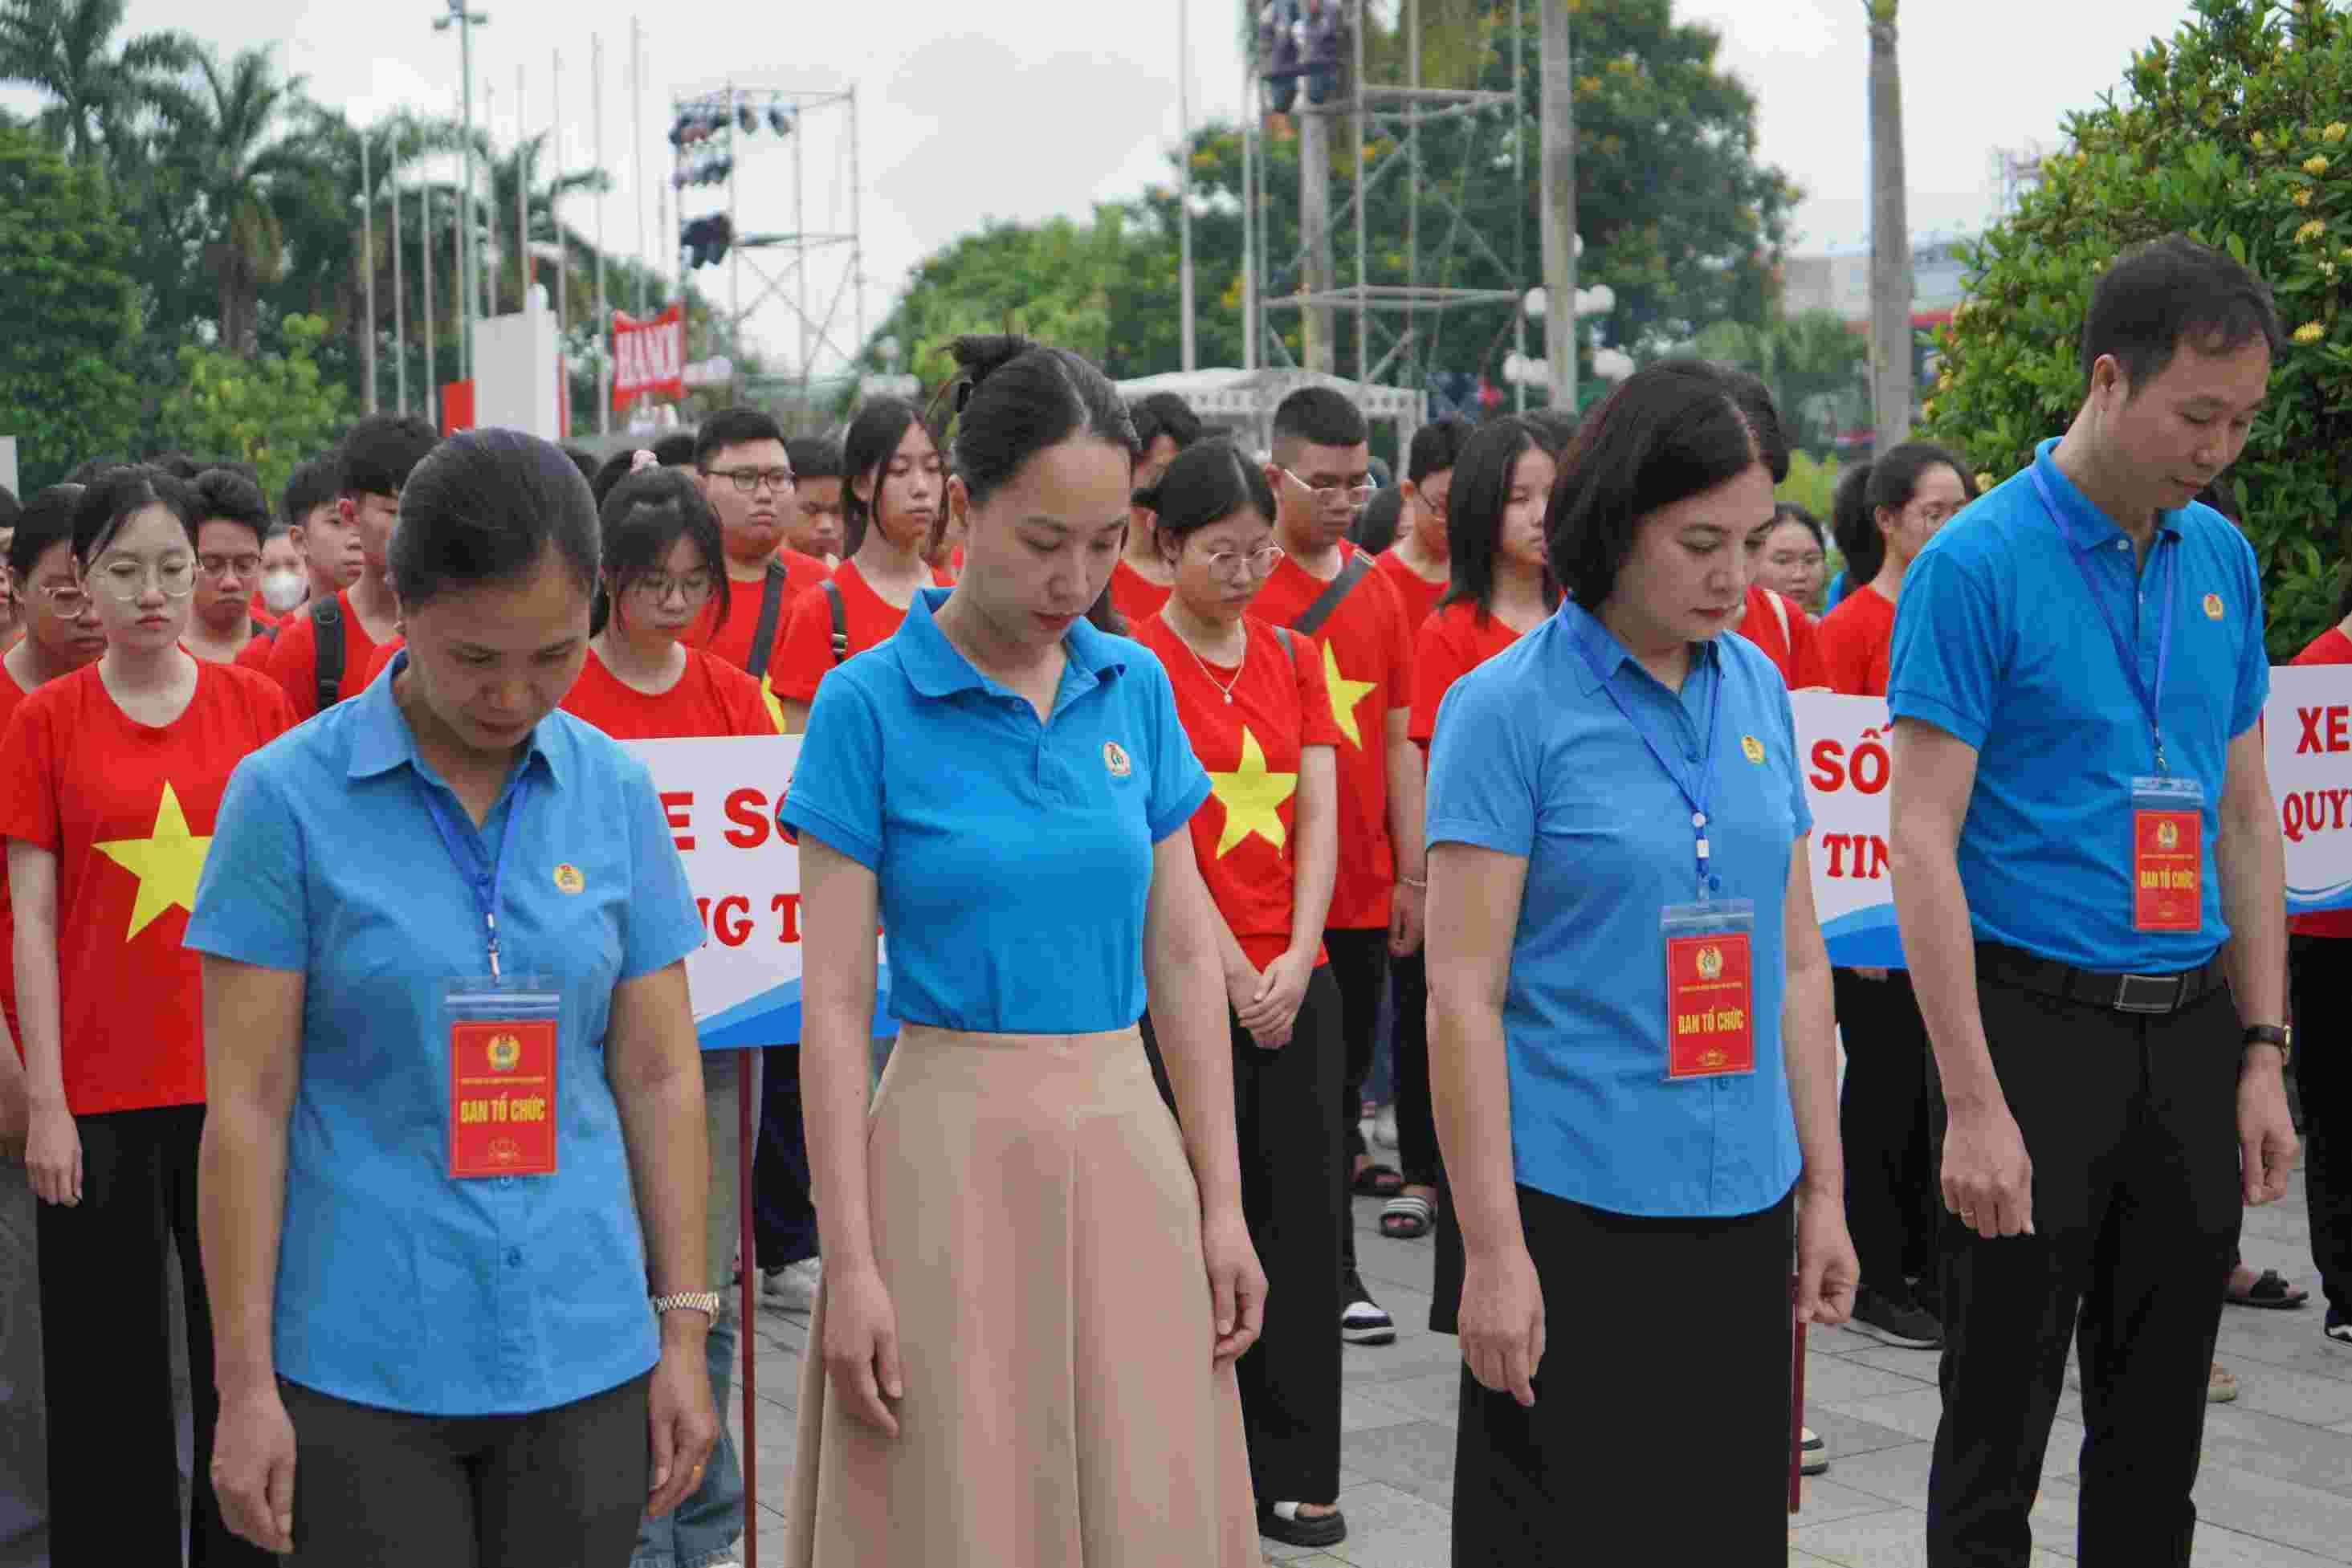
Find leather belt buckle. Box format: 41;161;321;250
2112;972;2182;1014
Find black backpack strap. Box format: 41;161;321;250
1289;550;1375;637
744;560;790;682
1272;625;1294;658
309;594;344;713
821;580;848;666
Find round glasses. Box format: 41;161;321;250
1282;467;1376;510
704;466;796;495
1201;544;1286;580
90;557;196;601
198;552;265;581
627;570;717;605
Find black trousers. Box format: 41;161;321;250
1452;1184;1793;1566
752;1044;817;1270
1326;926;1389;1282
1926;975;2244;1568
1143;966;1346;1503
279;1372;650;1566
2290;936;2352;1319
1834;967;1940;1295
1386;948;1442;1189
36;1104;271;1566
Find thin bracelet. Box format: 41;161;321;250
1399;875;1428;890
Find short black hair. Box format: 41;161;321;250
1406;416;1473;484
560;446;603;488
590;449;640;511
10;485;83;580
389;430;599;610
1864;442;1974;529
336;413;439;500
1547;358;1787;611
1771;502;1824;552
282;455;340;527
2081;234;2283;396
141;450;201;481
190;467;273;547
1135;438;1276;560
593;467;729;638
1441;416;1559;623
786;434;845;480
1352;485;1405;552
1830;461;1882;585
62;458;128;486
1131;392;1205;454
1522;407;1584;458
0;483;18;531
652;433;699;468
692;408;787;471
840;396;931;556
73;465;199;564
1270;386;1368;459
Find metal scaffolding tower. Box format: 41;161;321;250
668;77;865;405
1247;0;1527;391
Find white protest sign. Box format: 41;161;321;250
2264;665;2352;915
1791;691;1902;967
618;733;893;1048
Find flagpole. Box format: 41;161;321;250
1178;0;1196;372
391;134;406;416
593;32;611;434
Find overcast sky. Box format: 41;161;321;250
5;0;2202;369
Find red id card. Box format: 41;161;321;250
1664;931;1756;1079
2133;808;2203;933
448;1018;558;1178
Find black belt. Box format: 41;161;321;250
1974;941;2224;1017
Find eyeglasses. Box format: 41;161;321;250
1201;544;1286;580
34;583;94;617
91;556;197;601
704;466;795;495
627;570;717;605
198;552;265;580
1281;467;1376;510
798;499;844;518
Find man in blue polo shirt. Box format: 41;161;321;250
1886;235;2300;1567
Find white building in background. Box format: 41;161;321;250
1778;236;1975;335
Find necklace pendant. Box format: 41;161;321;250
1222;690;1233;703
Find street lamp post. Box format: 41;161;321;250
434;0;490;385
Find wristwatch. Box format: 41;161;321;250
2243;1024;2292;1067
650;1291;724;1321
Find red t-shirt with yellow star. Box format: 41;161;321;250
1373;548;1447;637
558;645;778;739
1250;544;1415;931
687;550;834;688
1134;613;1343;969
1108;558;1173;628
0;662;296;1114
769;560;947;706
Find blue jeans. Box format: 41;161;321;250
629;1309;744;1568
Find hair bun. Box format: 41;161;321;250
949;334;1037;410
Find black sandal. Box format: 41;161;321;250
1380;1192;1434;1239
1351;1162;1404;1197
2227;1268;2310;1309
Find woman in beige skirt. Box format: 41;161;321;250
778;336;1267;1567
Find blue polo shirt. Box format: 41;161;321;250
1885;438;2268;973
184;654;707;1416
1425;602;1809;1218
778;588;1211;1033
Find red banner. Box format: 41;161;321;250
613;303;686;411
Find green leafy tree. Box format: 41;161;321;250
181;44;308;357
1922;0;2352;658
151;312;351;495
0;0;194;166
1694;309;1870;455
0;124;141;487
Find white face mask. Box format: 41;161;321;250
260;568;308;613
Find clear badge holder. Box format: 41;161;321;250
1659;898;1757;1081
442;974;562;1179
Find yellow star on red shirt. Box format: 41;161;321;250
1321;641;1378;749
94;782;213;941
1208;727;1296;857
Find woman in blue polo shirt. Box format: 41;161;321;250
780;335;1266;1566
188;430;721;1565
1425;360;1857;1564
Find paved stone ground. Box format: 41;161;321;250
728;1167;2352;1567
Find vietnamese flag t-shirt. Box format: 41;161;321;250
770;560;948;707
559;645;778;740
1249;543;1415;931
1133;613;1343;969
1816;584;1898;698
1374;548;1447;637
687;549;833;685
258;588;389;719
1410;598;1525;746
0;662;296;1113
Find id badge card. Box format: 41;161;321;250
443;975;561;1179
2130;775;2205;934
1660;899;1756;1081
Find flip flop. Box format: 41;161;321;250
1351;1162;1404;1197
2226;1268;2310;1309
1380;1193;1433;1239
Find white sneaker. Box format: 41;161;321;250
1372;1103;1399;1150
763;1256;821;1313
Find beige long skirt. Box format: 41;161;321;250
784;1023;1262;1567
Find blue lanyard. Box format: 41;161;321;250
2028;464;2179;772
418;774;532;980
1575;633;1725;894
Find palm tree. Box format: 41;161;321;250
1865;0;1911;454
0;0;195;166
482;130;612;317
181;45;308;356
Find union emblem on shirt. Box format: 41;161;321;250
1103;740;1133;779
2203;593;2224;621
1740;735;1766;764
552;863;585;894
